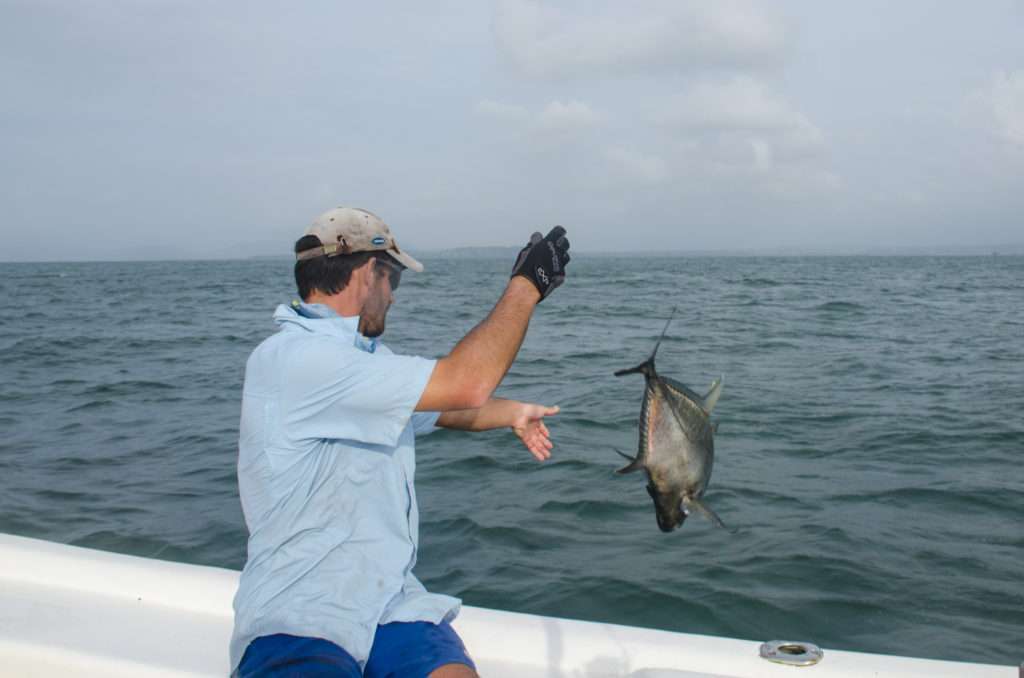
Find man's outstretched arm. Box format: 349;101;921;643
438;398;560;462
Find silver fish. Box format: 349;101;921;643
614;310;730;532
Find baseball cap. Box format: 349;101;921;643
296;207;423;273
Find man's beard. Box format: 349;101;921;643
358;310;387;338
361;321;384;338
359;286;390;338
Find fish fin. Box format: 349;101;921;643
688;498;736;533
648;307;677;362
702;376;724;414
654;380;702;450
613;448;644;474
661;375;703;403
614;363;647;377
615;308;676;377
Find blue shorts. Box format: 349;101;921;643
237;620;476;678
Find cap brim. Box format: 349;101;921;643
387;248;423;273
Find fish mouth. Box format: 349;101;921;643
656;509;688;532
656;518;685;532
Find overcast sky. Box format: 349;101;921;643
2;1;1023;260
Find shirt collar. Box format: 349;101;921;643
289;301;378;353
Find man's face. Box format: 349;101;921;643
358;257;402;338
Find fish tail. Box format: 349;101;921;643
649;307;677;362
613;361;650;377
615;308;676;377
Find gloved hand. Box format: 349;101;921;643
510;226;570;302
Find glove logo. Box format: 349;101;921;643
536;267;549;285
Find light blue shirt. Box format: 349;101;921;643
229;302;460;672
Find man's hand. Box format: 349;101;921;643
436;399;559;461
511;403;559;461
510;226;571;302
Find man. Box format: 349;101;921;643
230;206;571;677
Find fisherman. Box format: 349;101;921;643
230;207;571;677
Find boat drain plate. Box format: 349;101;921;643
759;640;824;666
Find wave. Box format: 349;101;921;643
729;276;782;286
814;301;867;313
828;485;1019;515
538;498;637;519
82;380;175;396
67;399;115;412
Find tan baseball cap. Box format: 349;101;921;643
296;207;423;273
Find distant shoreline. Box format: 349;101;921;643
2;247;1023;264
422;246;1024;258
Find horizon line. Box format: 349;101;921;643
2;246;1023;265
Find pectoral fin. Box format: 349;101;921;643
687;497;736;533
614;448;645;474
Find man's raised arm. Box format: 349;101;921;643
415;227;570;413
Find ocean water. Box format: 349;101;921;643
1;255;1021;667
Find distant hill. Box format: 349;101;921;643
421;246;521;258
249;246;522;260
247;243;1024;261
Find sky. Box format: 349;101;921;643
1;0;1023;260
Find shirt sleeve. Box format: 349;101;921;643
411;411;441;436
282;338;438;447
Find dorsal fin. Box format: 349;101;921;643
702;376;724;414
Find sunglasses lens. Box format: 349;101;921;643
378;259;401;289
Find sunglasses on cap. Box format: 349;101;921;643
375;257;404;290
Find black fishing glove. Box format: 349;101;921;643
510;226;571;302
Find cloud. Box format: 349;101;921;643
655;76;823;150
603;145;668;184
648;76;833;195
493;0;786;78
986;70;1024;147
537;100;603;131
474;77;835;197
475;98;603;139
474;99;530;123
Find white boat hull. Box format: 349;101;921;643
0;533;1014;677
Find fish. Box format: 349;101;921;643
614;309;731;533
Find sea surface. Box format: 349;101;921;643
1;255;1022;667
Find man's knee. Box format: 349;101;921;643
429;662;479;678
